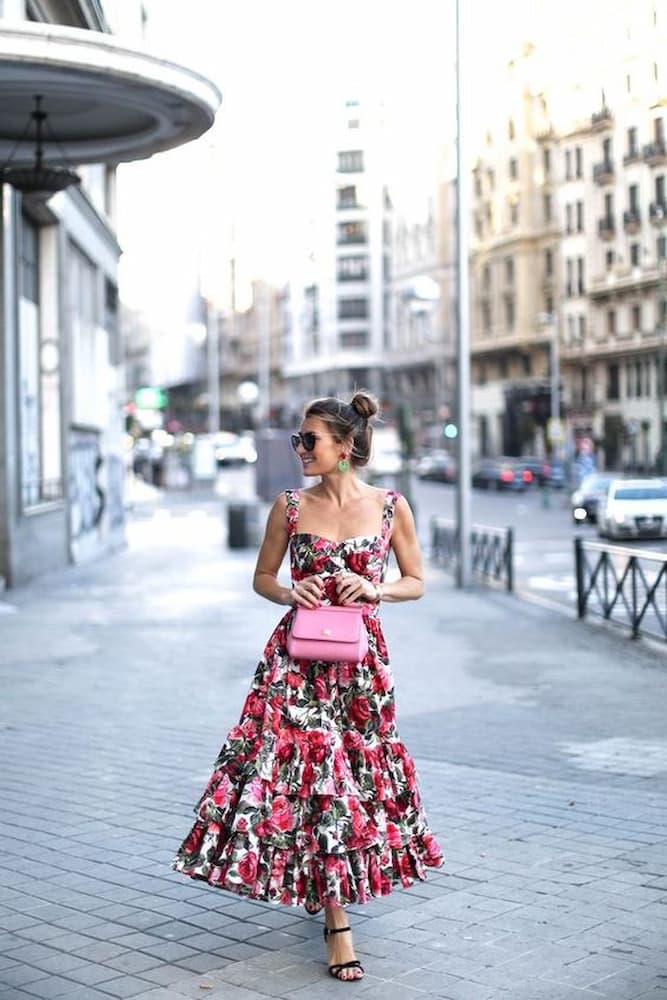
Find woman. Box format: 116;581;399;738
172;390;443;982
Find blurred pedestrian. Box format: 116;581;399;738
172;389;443;982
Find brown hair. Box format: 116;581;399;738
303;389;379;467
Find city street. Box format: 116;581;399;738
412;477;667;612
1;479;666;999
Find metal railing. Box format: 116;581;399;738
431;517;514;592
575;537;667;641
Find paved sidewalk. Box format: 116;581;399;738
1;490;667;1000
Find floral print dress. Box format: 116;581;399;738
172;488;443;907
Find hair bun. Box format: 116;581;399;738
350;389;379;421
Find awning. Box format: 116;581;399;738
0;21;221;166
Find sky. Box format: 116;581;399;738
108;0;637;328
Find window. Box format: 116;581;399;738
566;204;573;233
575;146;583;178
565;149;572;180
658;234;667;260
566;259;573;297
603;136;612;163
606;249;615;270
604;192;614;219
636;360;643;396
656;117;665;144
630;243;641;267
337;255;369;281
627;126;638;156
482;263;491;289
632;303;642;331
339;330;368;348
543;193;552;222
578;314;587;341
608;363;620;399
656;174;665;203
505;256;514;285
509;157;518;180
337;185;359;209
626;362;635;397
336;221;367;244
337;297;368;319
576;201;584;232
607;309;616;336
545;294;554;314
505;296;515;329
508;118;515;140
487;168;495;190
19;215;63;509
474;172;482;197
510;199;519;225
481;300;491;334
545;248;553;276
629;183;639;211
543;147;551;175
577;257;585;295
337;150;364;172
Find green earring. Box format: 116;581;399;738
337;457;350;473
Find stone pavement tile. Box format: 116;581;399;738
103;953;165;976
49;912;105;932
18;974;91;998
170;952;230;974
175;931;238;953
540;952;634;990
163;911;235;933
112;912;174;932
128;966;200;989
89;975;161;998
69;942;131;963
0;963;50;988
0;914;41;932
62;963;126;986
200;942;267;963
131;942;201;963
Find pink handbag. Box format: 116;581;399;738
287;605;368;663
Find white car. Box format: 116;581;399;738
597;478;667;540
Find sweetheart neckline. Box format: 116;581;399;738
292;531;382;546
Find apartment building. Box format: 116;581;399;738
470;51;558;460
284;99;391;409
471;6;667;472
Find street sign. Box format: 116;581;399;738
548;418;563;443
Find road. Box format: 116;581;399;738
157;466;667;613
411;477;667;610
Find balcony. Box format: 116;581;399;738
650;201;667;225
598;216;615;240
593;160;614;184
643;140;667;166
623;149;641;166
591;107;613;130
623;208;641;234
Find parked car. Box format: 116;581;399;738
570;473;614;524
597;478;667;540
471;457;527;491
516;456;566;489
415;449;457;483
214;432;257;467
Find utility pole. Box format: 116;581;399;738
658;256;667;474
455;0;471;587
206;300;220;437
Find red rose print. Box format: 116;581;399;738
386;821;402;848
271;795;295;832
287;671;304;688
238;851;258;885
399;851;413;882
313;675;328;701
348;696;371;728
343;729;364;751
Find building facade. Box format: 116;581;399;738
0;0;219;586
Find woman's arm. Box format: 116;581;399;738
252;495;294;606
381;495;424;602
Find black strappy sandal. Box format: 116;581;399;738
323;925;365;981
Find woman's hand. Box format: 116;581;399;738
335;572;377;605
291;574;324;608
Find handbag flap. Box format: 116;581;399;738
291;606;363;643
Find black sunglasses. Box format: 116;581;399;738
290;431;319;452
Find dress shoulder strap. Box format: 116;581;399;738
284;489;300;537
381;490;401;539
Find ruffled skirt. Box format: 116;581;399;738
172;612;443;906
